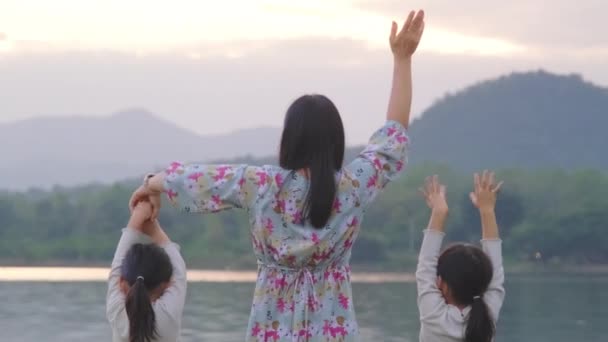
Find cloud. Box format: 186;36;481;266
0;37;606;145
0;32;6;41
356;0;608;49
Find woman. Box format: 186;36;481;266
417;172;505;342
107;199;187;342
130;10;425;341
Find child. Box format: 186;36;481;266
106;198;187;342
416;171;505;342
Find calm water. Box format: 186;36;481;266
1;273;606;341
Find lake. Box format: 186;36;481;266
0;269;606;341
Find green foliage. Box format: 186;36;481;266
1;165;606;269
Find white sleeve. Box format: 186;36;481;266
415;229;448;322
481;239;506;321
152;242;188;333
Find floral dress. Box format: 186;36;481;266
163;121;409;342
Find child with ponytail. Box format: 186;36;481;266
107;196;187;342
416;171;505;342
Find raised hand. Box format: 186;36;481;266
469;170;503;211
390;10;425;60
419;175;448;214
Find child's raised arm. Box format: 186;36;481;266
416;176;449;322
470;170;505;321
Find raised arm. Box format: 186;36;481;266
387;10;425;128
107;202;153;322
416;176;450;320
470;170;506;320
130;164;272;218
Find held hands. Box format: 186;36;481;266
469;170;503;212
390;10;425;61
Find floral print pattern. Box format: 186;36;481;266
164;121;409;341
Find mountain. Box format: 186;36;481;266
2;70;606;190
407;70;608;171
0;108;281;189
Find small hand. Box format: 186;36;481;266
130;186;162;219
419;175;448;214
390;10;425;60
470;170;503;211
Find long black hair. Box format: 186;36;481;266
121;243;173;342
437;244;495;342
279;94;345;229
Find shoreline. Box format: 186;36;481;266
1;265;608;283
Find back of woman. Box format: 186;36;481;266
131;9;425;341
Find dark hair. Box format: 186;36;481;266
437;244;495;342
279;94;345;229
121;243;173;342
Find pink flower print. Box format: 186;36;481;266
344;238;353;249
213;165;231;181
323;321;331;336
307;294;318;312
366;173;378;188
311;232;320;245
387;127;397;136
333;270;345;283
324;269;331;280
288;301;295;312
264;218;274;234
339;293;349;310
211;194;222;205
238;177;246;188
251;322;262;337
274;276;287;291
332;198;342;213
256;170;269;186
264;330;279;342
187;172;204;182
274;173;284;187
166;189;178;201
277;298;286;313
166;162;182;175
331;326;347;338
349;216;359;227
297;327;312;339
286;255;296;266
396;133;408;144
373;158;383;170
292;210;303;224
396;160;404;171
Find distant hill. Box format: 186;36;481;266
2;70;606;189
407;70;608;171
0;109;281;189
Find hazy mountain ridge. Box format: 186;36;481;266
2;70;606;189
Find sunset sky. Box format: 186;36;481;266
1;0;606;143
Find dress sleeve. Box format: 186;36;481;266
152;242;187;338
106;227;150;323
163;163;273;213
481;239;506;321
415;229;448;323
344;120;409;206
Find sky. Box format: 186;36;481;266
0;0;606;144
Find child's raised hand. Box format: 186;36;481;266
419;175;448;214
470;170;503;211
390;10;425;60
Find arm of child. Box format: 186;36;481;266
106;202;153;323
470;171;506;321
416;176;450;321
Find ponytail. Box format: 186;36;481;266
465;297;495;342
279;94;345;229
125;277;157;342
305;149;337;228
